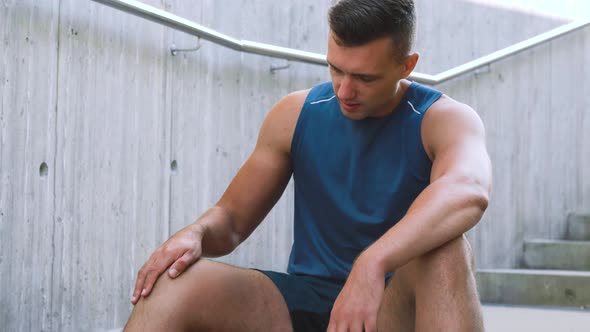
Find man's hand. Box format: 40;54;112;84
130;224;204;305
328;254;385;332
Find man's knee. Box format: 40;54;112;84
140;259;208;295
384;236;476;303
128;259;293;332
395;236;475;289
413;235;476;285
126;259;224;330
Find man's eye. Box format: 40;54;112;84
359;76;375;83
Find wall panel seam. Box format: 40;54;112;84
49;0;64;330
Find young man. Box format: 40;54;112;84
125;0;492;331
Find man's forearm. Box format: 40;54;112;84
360;175;489;275
193;205;242;257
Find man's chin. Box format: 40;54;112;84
339;107;367;120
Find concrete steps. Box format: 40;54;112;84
523;239;590;270
477;213;590;309
477;269;590;309
567;214;590;241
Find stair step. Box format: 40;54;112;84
476;269;590;308
523;239;590;270
567;214;590;241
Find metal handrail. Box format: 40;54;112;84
91;0;590;85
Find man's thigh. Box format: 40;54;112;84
125;259;293;332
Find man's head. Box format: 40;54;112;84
328;0;416;63
326;0;419;120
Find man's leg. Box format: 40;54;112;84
377;235;483;332
124;259;293;332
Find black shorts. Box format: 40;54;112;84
255;270;345;332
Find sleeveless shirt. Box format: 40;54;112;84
287;81;443;281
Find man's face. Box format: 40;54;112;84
326;32;411;120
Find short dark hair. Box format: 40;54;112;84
328;0;416;61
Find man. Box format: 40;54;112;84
125;0;492;331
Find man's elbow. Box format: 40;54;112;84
466;185;489;228
470;190;489;214
451;174;491;221
452;189;488;233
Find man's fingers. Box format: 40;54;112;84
131;268;148;304
326;321;336;332
140;255;177;297
326;318;349;332
129;227;203;305
327;311;373;332
139;267;159;298
327;315;337;332
351;320;364;332
364;319;377;332
132;249;177;300
168;250;199;278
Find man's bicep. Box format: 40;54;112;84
215;143;293;242
426;103;492;188
215;91;304;242
430;138;491;189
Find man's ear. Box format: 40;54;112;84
401;53;419;78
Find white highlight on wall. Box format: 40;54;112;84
466;0;590;20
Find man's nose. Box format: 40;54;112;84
336;76;356;101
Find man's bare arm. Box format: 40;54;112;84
199;90;307;255
327;97;492;332
362;97;492;275
130;90;307;304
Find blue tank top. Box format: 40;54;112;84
287;81;442;281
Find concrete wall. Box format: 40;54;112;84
1;0;588;330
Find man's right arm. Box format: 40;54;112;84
130;90;308;304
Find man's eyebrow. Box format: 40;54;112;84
326;60;343;72
326;60;381;79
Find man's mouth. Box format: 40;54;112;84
341;101;361;111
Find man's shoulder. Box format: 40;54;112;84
258;89;311;156
279;81;336;108
278;89;311;112
422;95;485;159
268;89;311;125
427;95;480;123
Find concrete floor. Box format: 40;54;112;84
483;305;590;332
102;305;590;331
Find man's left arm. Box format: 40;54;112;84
327;99;492;332
364;98;492;273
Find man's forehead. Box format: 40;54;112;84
327;35;393;76
326;59;382;78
